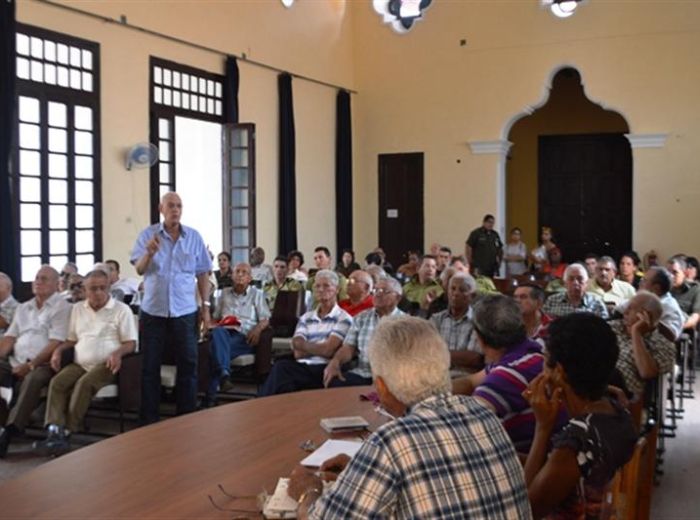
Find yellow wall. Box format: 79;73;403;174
17;0;356;275
506;69;629;252
350;0;700;262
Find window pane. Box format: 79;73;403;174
75;205;93;227
232;168;248;187
70;68;81;89
159;141;170;161
154;66;162;84
231;149;248;167
82;72;93;92
50;230;68;255
16;33;29;56
49;255;69;271
20;150;41;176
182;94;190;110
44;63;57;85
215;82;222;98
232;128;248;147
21;230;42;255
173;91;181;108
57;66;69;87
199;77;206;94
215;100;222;116
232;228;249;248
17;57;30;79
45;41;56;62
199;96;206;112
173;71;181;89
82;49;92;70
48;128;67;153
75;180;93;204
19;96;40;123
20;177;41;202
232;188;248;208
163;68;172;86
163;88;172;106
190;94;197;111
49;205;68;229
159;185;170;200
31;60;43;82
57;43;69;64
159;118;170;139
207;80;214;96
74;131;93;155
22;257;42;282
75;156;93;179
76;231;93;253
19;123;40;150
49;153;68;178
48;179;67;203
207;98;214;114
70;46;81;67
154;86;162;104
74;106;93;131
181;73;189;91
232;209;248;227
48;102;67;128
75;254;94;274
232;248;247;265
159;163;171;184
30;37;43;59
20;203;41;228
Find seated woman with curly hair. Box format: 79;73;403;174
524;313;638;519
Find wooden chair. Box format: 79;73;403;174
218;326;274;400
606;428;654;520
270;290;306;337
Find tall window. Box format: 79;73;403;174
150;57;255;259
14;24;101;282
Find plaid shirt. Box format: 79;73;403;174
609;320;676;395
543;292;608;319
309;394;532;520
430;308;479;353
344;307;404;378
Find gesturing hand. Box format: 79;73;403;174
523;373;562;431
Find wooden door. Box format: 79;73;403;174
538;133;632;262
378;153;424;269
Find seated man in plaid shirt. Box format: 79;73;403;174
288;316;532;519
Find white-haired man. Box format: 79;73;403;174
288;316;532;519
323;277;404;388
0;273;18;338
608;291;676;397
33;269;137;455
430;273;483;373
543;263;608;318
0;265;71;458
259;270;352;396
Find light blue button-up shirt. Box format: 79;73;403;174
131;223;211;318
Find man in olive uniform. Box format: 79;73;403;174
465;214;503;277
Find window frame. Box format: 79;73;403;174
13;23;102;293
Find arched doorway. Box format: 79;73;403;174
505;67;631;263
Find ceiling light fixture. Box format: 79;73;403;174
541;0;583;19
373;0;433;34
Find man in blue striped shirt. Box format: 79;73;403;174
131;192;211;424
259;270;352;396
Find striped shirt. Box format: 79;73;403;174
309;393;532;520
294;304;353;365
344;307;404;378
474;339;557;453
430;307;479;354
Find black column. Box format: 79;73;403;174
278;73;297;255
335;90;352;260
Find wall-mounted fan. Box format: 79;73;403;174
125;143;159;170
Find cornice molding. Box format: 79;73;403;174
468;140;513;156
624;133;668;149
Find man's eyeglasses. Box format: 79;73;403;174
374;288;395;296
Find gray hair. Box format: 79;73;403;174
449;272;477;293
440;266;457;285
632;290;663;325
314;269;339;288
0;272;12;291
598;256;617;271
376;275;402;296
364;264;386;285
368;316;451;406
85;269;111;282
472;294;526;349
564;263;588;281
92;262;112;277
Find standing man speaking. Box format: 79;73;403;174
131;192;211;424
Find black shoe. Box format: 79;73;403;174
220;377;235;393
33;426;71;457
0;427;9;459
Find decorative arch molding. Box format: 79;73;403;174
624;133;668;149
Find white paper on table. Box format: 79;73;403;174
263;478;298;519
300;439;363;467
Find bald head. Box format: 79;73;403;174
33;265;60;300
624;290;663;329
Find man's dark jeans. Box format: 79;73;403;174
140;311;198;425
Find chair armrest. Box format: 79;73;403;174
255;327;274;381
118;351;142;412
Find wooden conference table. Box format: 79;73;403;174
0;386;387;519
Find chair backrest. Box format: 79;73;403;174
604;432;650;520
270;290;306;337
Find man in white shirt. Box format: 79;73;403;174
0;272;18;338
104;259;139;303
33;269;137;455
587;256;636;310
0;265;71;458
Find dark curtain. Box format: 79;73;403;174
278;73;297;255
0;0;18;285
335;90;353;260
223;56;239;124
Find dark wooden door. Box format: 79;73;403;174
378;153;424;269
538;133;632;262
